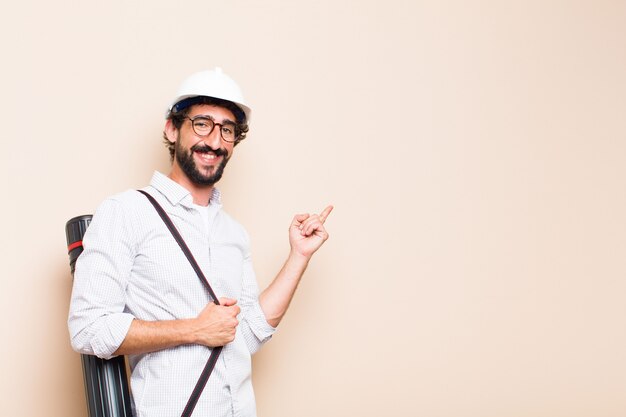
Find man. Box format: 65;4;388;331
68;68;332;417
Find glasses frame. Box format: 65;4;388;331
186;116;239;143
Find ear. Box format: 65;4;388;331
164;119;178;143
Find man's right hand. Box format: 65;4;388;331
112;297;241;356
191;297;241;347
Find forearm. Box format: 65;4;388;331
259;251;310;328
114;317;198;356
114;299;240;355
259;205;332;329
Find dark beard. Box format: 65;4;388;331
175;140;230;186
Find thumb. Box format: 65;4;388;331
218;297;238;306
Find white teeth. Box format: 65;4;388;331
196;152;216;159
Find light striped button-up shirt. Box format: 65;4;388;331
68;171;275;417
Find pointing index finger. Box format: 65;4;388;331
319;205;334;223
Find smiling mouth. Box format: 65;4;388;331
194;149;221;164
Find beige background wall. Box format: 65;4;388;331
1;1;625;416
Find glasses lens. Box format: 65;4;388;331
192;117;214;135
220;123;237;142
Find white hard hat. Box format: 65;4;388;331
166;67;251;123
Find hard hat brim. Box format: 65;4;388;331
167;95;251;124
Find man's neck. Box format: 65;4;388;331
168;169;214;206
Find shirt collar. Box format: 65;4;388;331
149;171;222;208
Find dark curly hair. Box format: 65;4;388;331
162;96;249;161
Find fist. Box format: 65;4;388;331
289;205;333;258
192;297;241;347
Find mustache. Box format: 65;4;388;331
190;143;228;157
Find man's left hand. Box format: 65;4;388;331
289;205;333;259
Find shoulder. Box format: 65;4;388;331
107;189;151;206
89;189;153;234
94;189;151;215
79;190;151;252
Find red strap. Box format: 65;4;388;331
67;240;83;252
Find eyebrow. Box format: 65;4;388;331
191;114;236;125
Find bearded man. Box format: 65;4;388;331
68;68;332;417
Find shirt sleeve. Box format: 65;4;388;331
67;197;136;359
238;231;276;355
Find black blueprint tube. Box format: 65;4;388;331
66;215;133;417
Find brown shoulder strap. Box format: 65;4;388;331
138;190;222;417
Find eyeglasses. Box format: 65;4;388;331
186;116;238;143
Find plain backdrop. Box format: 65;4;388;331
1;1;625;416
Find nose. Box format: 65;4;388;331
202;124;223;150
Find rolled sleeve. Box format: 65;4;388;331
240;300;276;355
71;312;135;359
68;197;137;359
238;234;276;354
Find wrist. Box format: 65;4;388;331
182;318;200;345
288;249;311;266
